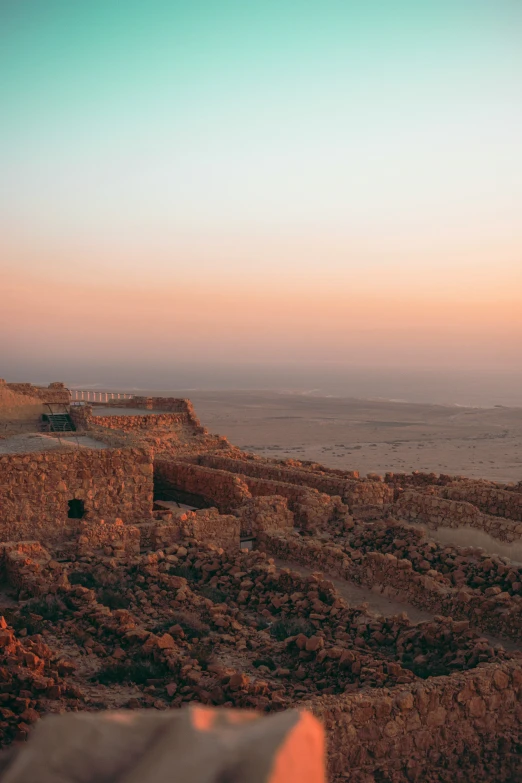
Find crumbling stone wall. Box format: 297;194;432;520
154;461;251;513
240;475;345;531
198;454;393;506
90;412;191;432
0;447;153;542
70;403;207;438
395;490;522;542
279;459;360;480
235;496;295;537
386;472;522;520
76;520;141;558
1;541;69;597
258;530;522;643
385;471;459;489
136;508;240;551
154;461;349;531
189;508;240;549
68;405;92;430
439;482;522;522
307;661;522;782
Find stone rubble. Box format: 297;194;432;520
0;382;521;781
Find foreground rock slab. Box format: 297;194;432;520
0;706;325;783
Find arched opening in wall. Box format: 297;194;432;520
68;499;85;519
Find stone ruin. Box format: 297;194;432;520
0;379;521;781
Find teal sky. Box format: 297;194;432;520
1;0;522;371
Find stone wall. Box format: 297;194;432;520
198;454;393;506
235;495;295;537
307;661;522;782
395;490;522;542
154;460;349;531
281;459;360;480
91;412;191;432
71;404;206;436
71;406;196;431
439;482;522;522
258;530;522;643
240;474;346;531
68;405;92;430
0;447;153;542
1;541;68;597
189;508;240;549
91;396;203;422
385;471;459;489
76;519;141;558
154;461;252;513
136;508;240;551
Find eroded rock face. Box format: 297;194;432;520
0;707;325;783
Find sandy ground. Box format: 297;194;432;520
415;525;522;566
272;558;432;624
0;433;107;454
177;391;522;484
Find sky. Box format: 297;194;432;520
1;0;522;385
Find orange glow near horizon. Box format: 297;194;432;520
3;251;521;370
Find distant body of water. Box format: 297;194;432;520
62;364;522;408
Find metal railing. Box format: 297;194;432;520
69;390;135;403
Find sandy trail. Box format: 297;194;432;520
408;524;522;565
273;557;432;623
272;558;520;653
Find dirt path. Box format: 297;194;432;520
272;558;433;623
409;523;522;565
272;558;521;653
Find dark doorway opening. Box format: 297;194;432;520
68;499;85;519
153;486;213;510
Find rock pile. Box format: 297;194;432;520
0;617;81;745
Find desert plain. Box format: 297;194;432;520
161;391;522;484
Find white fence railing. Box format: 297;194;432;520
70;390;135;403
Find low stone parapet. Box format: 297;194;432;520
1;541;68;597
394;490;522;542
76;519;140;558
439;482;522;522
